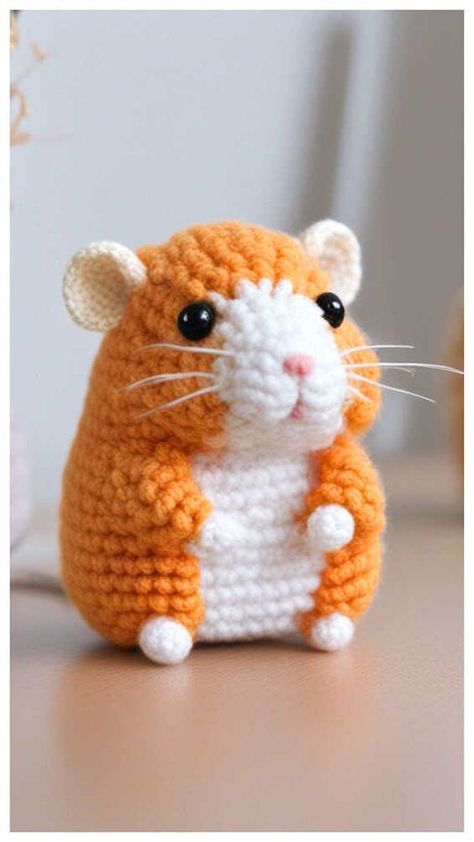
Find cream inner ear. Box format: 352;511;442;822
63;241;146;331
299;219;362;306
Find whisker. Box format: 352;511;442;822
136;342;234;358
341;344;414;358
349;372;436;404
120;371;214;393
348;384;373;404
346;364;416;376
136;385;218;419
388;366;416;376
345;362;463;375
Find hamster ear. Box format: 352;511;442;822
299;219;361;306
63;241;146;331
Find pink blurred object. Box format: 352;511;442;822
11;416;31;548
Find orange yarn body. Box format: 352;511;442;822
297;433;384;637
60;221;384;648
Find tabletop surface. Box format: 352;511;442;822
11;454;463;831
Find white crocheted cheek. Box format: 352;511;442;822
210;279;347;451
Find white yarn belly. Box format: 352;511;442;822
189;450;322;642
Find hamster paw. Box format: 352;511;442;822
196;512;245;552
307;504;354;552
310;613;354;652
138;616;193;665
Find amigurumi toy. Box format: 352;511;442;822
60;220;385;665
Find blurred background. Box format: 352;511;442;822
11;9;463;512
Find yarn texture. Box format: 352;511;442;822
60;220;385;663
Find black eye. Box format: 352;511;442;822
177;300;216;341
316;292;345;328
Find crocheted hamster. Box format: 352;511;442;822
60;220;385;665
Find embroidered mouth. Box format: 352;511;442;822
290;396;305;420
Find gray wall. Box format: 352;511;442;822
11;10;463;507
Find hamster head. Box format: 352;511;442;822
63;220;380;453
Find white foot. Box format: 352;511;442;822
138;617;193;665
307;504;354;552
310;612;354;652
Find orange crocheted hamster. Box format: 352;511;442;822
60;220;385;664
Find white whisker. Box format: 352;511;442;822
341;344;414;358
348;384;372;404
347;364;415;376
349;372;436;404
120;371;214;393
388;366;416;376
345;362;463;375
136;342;234;357
136;385;218;419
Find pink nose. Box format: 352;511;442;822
283;353;315;378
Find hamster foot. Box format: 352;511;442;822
138;616;193;665
309;612;354;652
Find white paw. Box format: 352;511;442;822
197;512;244;552
138;617;193;665
310;613;354;652
307;504;354;552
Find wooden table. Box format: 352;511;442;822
11;455;463;831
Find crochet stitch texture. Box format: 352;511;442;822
60;220;385;661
